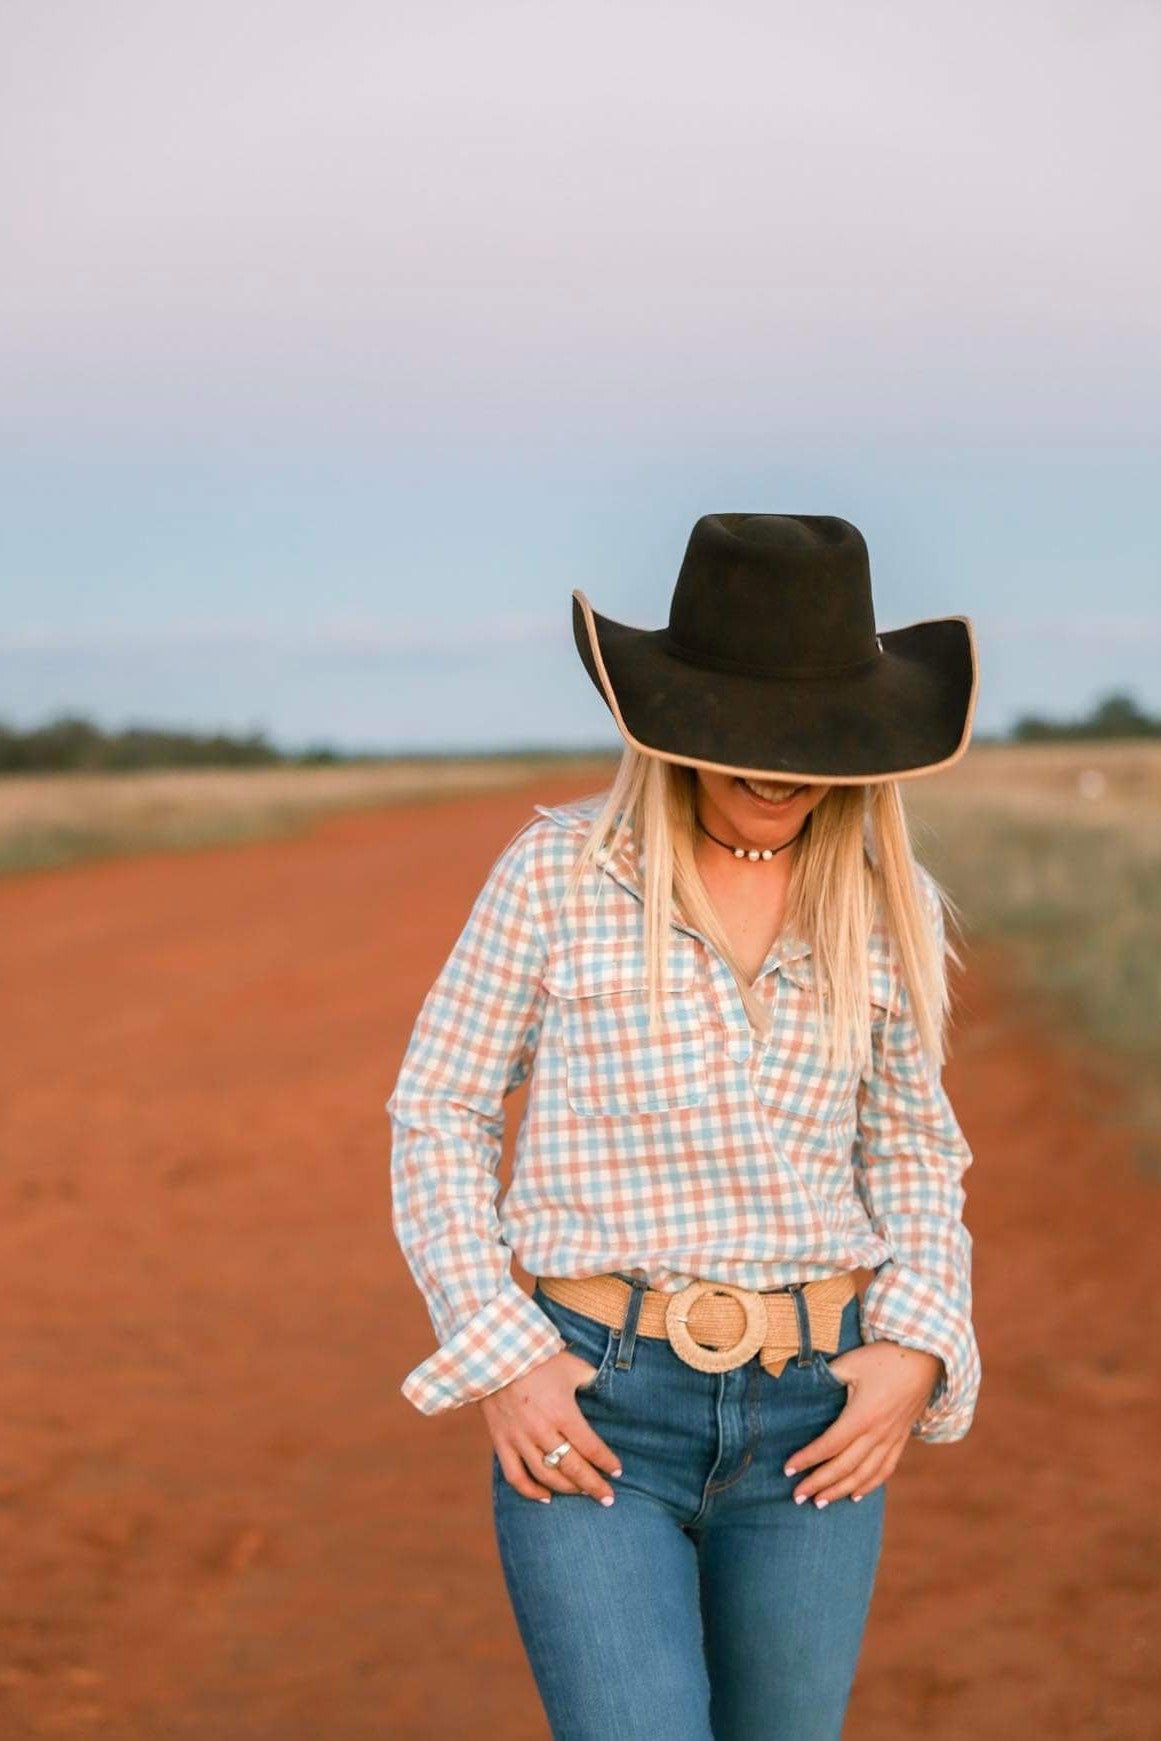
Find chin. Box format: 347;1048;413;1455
696;769;828;836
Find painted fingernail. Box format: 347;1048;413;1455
539;1497;551;1504
600;1495;615;1507
784;1464;797;1476
852;1494;863;1503
814;1498;829;1509
611;1468;624;1478
794;1492;807;1505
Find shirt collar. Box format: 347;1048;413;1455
532;799;815;989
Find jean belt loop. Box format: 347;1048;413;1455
787;1281;814;1366
614;1268;650;1370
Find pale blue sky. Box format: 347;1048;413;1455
2;0;1158;753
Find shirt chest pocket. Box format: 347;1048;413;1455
751;1044;860;1136
751;976;862;1138
544;947;709;1118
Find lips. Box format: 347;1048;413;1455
735;776;804;805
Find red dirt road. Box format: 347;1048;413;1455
1;780;1157;1739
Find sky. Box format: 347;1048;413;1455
1;0;1158;754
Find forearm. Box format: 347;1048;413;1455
389;1112;566;1414
386;820;564;1416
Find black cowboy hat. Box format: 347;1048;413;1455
572;513;979;783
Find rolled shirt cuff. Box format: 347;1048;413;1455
857;1262;981;1445
400;1281;568;1416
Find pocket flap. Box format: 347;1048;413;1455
545;943;695;1001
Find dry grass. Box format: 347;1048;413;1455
908;741;1161;1155
0;755;613;876
909;739;1161;834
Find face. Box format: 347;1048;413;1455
695;768;831;851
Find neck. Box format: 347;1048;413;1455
695;808;810;869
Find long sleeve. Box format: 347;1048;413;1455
853;878;981;1444
386;824;567;1415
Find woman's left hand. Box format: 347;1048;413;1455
782;1342;945;1506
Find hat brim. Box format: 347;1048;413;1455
572;591;979;783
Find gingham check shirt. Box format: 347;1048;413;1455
387;794;980;1442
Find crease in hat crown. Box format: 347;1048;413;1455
661;514;882;680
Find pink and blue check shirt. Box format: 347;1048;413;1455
386;793;981;1442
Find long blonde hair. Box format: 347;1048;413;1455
550;747;964;1075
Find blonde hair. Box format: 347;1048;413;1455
551;746;964;1075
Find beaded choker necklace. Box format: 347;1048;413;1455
696;814;810;861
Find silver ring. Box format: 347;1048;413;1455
542;1439;572;1468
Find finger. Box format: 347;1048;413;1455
494;1442;557;1503
530;1406;619;1505
552;1445;617;1504
803;1443;888;1506
848;1441;899;1500
783;1399;873;1478
843;1432;909;1503
564;1405;624;1484
514;1431;587;1497
789;1429;877;1505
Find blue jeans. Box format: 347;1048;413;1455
491;1277;887;1741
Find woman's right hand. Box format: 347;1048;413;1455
481;1350;623;1504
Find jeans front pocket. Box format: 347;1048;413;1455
812;1349;850;1394
811;1294;863;1394
534;1285;617;1396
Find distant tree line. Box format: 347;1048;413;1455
1;690;1158;772
1009;690;1161;742
0;715;346;774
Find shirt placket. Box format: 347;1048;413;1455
594;836;808;1068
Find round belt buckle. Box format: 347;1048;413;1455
664;1280;767;1372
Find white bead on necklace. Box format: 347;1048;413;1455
697;815;810;861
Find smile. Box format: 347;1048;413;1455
734;776;806;807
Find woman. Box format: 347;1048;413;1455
387;513;981;1741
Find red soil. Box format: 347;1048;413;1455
0;780;1156;1739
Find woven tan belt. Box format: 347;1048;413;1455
539;1269;876;1379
